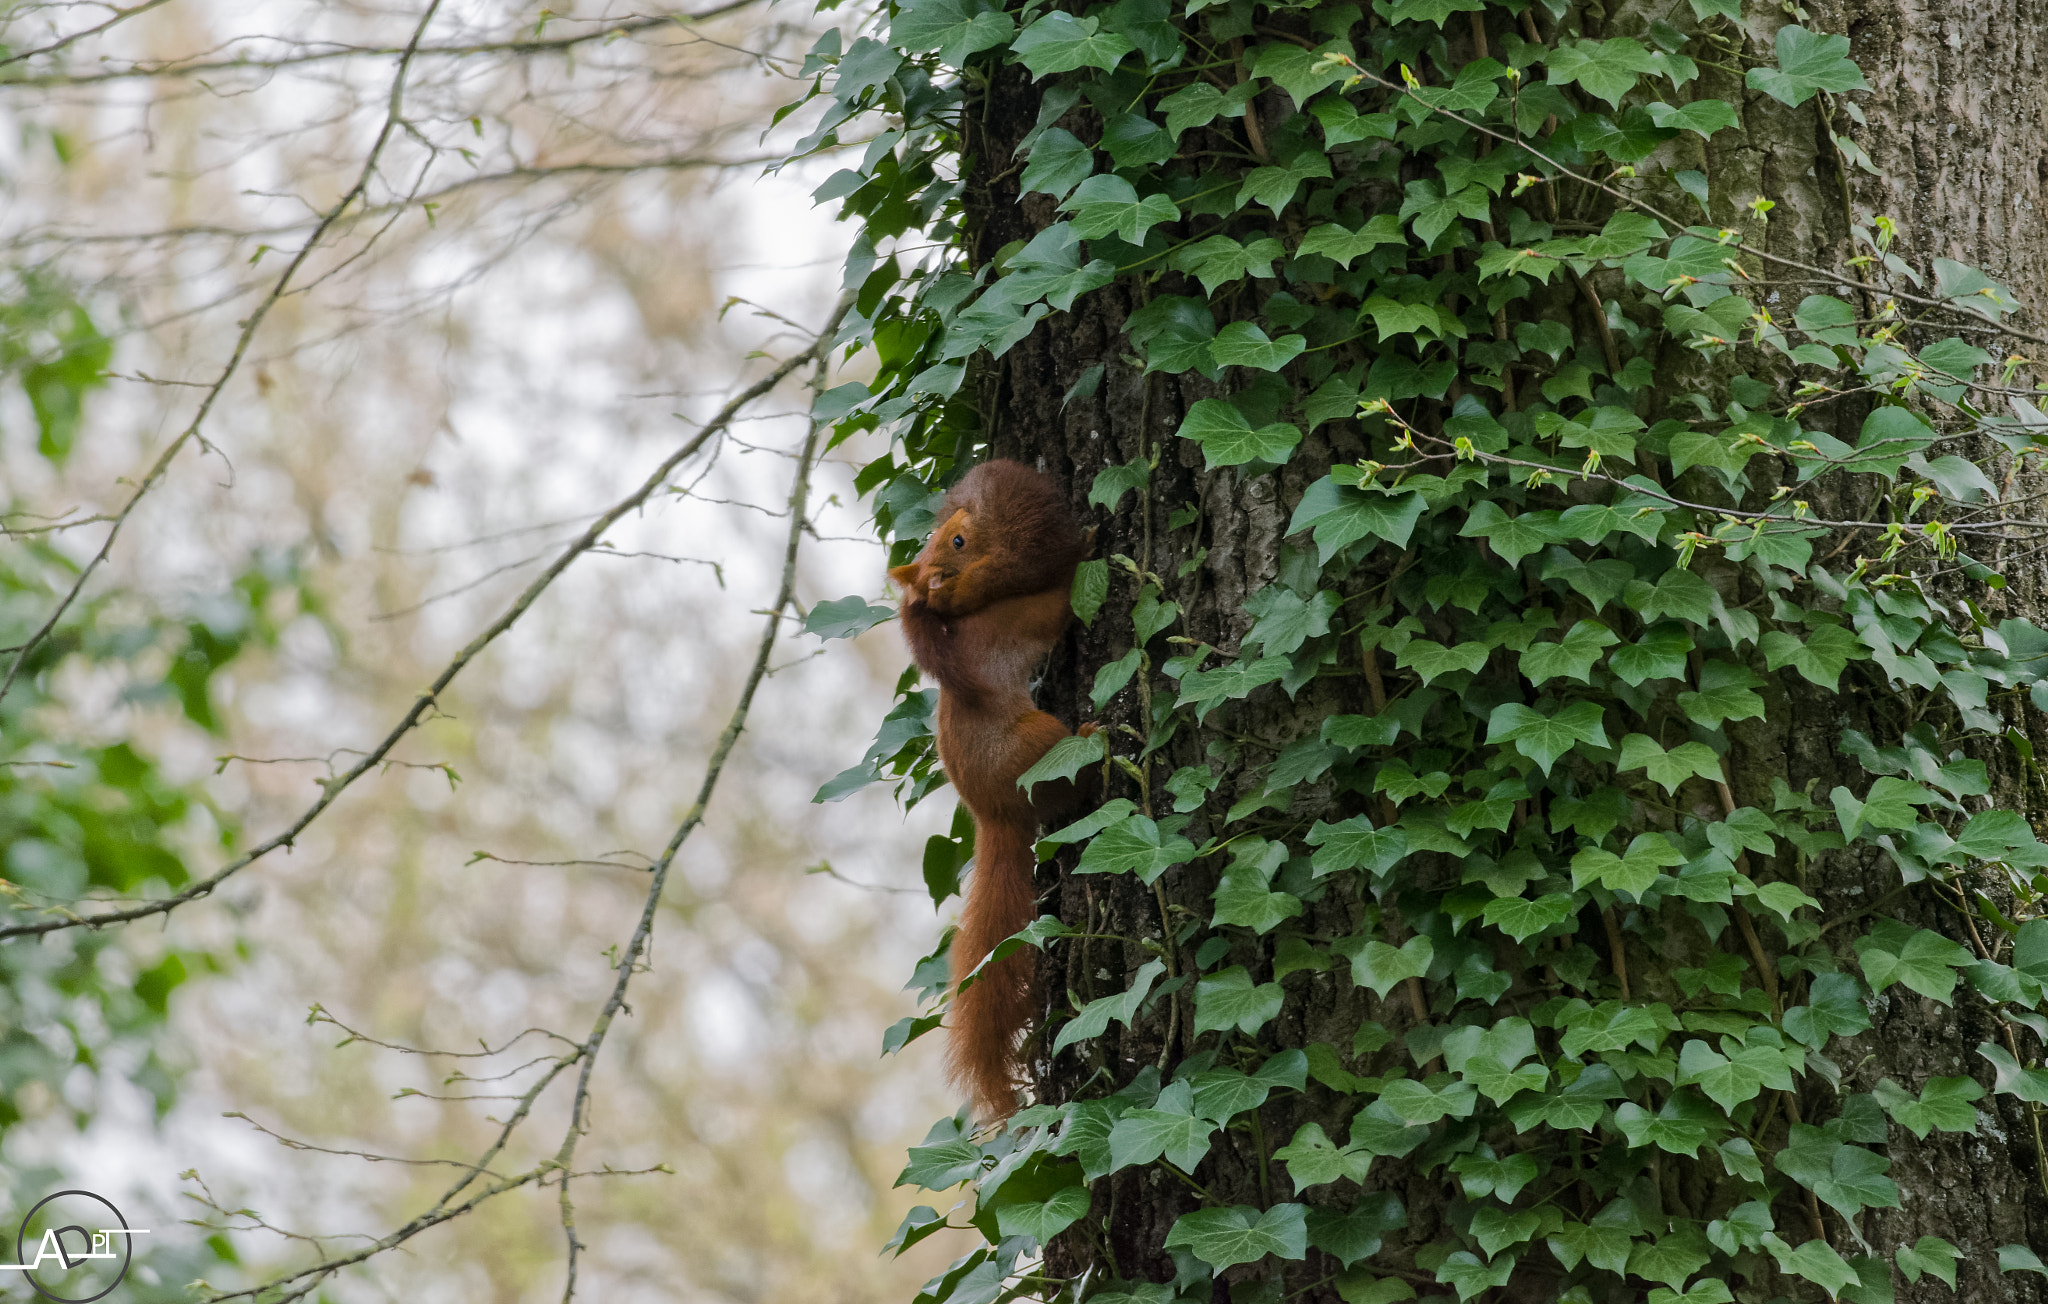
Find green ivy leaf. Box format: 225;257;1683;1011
1011;11;1134;76
1163;1203;1308;1270
1075;814;1197;883
1782;972;1873;1047
1054;959;1165;1054
1018;729;1106;793
1897;1237;1962;1289
1678;1036;1797;1110
1434;1250;1514;1302
1306;816;1410;877
1616;735;1723;794
1333;935;1433;999
1761;1233;1858;1296
1210;321;1309;371
1058;174;1178;242
1273;1121;1375;1188
1760;623;1868;690
892;0;1016;65
1854;922;1975;1003
1745;25;1871;107
1297;216;1407;269
1394;639;1489;685
1676;660;1766;727
1480;891;1576;942
1460;501;1561;566
1305;1193;1406;1266
1645;98;1739;137
1610;625;1694;685
1485;701;1610;774
1977;1041;2048;1104
1546;37;1662;107
1289;478;1428;560
1194;965;1286;1035
1108;1084;1220;1172
1873;1075;1983;1139
1249;39;1354;105
1520;620;1620;685
1774;1124;1900;1220
1175;398;1303;467
1171;235;1286;295
1571;832;1685;894
1398;178;1493;245
1238;150;1334;217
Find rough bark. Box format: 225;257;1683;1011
961;1;2048;1294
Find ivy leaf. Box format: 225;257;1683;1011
1610;626;1694;685
1108;1089;1220;1172
1398;178;1493;246
1194;965;1286;1035
1305;817;1410;877
1249;39;1354;106
1305;1193;1406;1266
1873;1075;1983;1138
896;1136;985;1189
1434;1251;1514;1302
1485;701;1610;774
1760;623;1868;690
1746;25;1871;107
1070;557;1109;625
1053;959;1165;1055
804;594;893;640
1011;11;1134;76
1520;620;1620;685
1546;37;1662;107
1469;1207;1542;1258
993;1182;1091;1243
1075;814;1196;883
1782;972;1873;1047
2001;1245;2048;1278
1177;654;1290;719
1854;923;1975;1003
1548;1217;1633;1274
1384;0;1483;23
892;0;1016;66
1333;935;1433;999
1762;1233;1858;1297
1058;174;1178;243
1897;1237;1962;1289
1774;1125;1900;1220
1395;639;1489;685
1645;98;1739;137
1018;729;1107;792
1297;216;1407;269
1157;80;1252;140
1288;478;1427;560
1019;128;1093;200
1675;660;1766;727
1480;892;1576;942
1977;1041;2048;1104
1831;775;1936;839
1211;851;1304;933
1460;501;1560;565
1163;1204;1308;1270
1629;1235;1714;1292
1274;1121;1374;1188
1089;458;1150;511
1571;832;1685;895
1238;150;1334;217
1175;398;1302;467
1378;1077;1477;1124
1616;734;1723;794
1171;235;1286;295
1210;321;1308;371
1362;296;1450;341
1678;1036;1796;1110
1624;567;1716;624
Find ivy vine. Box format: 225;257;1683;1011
788;0;2048;1298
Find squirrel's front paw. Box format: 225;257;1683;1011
1076;722;1102;739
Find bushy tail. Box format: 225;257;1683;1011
946;815;1038;1121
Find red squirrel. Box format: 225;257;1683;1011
888;459;1094;1120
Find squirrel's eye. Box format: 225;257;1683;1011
951;534;966;550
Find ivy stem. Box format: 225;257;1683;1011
1600;906;1631;1000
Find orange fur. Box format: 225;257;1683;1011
890;461;1090;1120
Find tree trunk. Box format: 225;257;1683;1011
949;0;2048;1297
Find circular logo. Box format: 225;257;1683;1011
15;1190;131;1304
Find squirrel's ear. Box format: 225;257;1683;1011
888;563;921;587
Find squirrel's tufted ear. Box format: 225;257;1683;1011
888;563;921;587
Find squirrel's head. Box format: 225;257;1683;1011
888;460;1087;616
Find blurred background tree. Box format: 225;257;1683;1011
0;1;968;1299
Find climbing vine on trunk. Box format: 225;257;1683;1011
791;0;2048;1298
